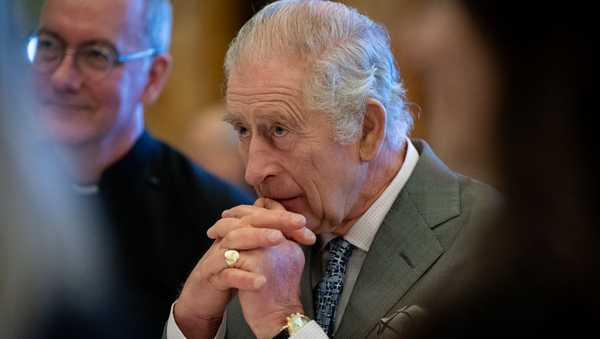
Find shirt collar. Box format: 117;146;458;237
70;131;155;195
320;139;419;252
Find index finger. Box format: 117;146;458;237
240;210;315;245
211;209;305;236
209;209;315;245
221;204;258;219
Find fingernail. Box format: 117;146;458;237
207;228;216;239
254;276;266;289
293;214;306;225
267;230;283;242
221;209;231;217
304;228;316;243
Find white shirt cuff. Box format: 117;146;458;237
167;302;187;339
166;302;226;339
167;301;323;339
290;320;328;338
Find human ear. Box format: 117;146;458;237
359;98;387;161
142;53;172;105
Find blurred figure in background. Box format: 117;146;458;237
182;103;255;194
25;0;252;337
340;0;500;188
391;0;500;187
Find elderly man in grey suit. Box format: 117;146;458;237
165;1;501;338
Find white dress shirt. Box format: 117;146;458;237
167;139;419;339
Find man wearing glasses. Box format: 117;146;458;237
26;0;252;337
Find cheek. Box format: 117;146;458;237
32;73;51;97
294;169;329;218
314;181;343;217
310;153;359;219
96;79;133;118
238;139;249;158
104;70;142;110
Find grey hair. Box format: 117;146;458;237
224;0;412;148
144;0;172;53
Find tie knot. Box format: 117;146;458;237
327;237;353;264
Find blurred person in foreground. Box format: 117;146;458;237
2;1;117;338
370;1;598;338
26;0;252;337
434;1;599;337
165;1;502;338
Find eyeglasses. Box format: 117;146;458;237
26;31;156;81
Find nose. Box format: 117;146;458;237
243;136;280;188
50;52;84;92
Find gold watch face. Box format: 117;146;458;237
287;313;311;335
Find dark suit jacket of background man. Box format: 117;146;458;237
225;140;502;339
39;131;253;339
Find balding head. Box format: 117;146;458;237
41;0;172;52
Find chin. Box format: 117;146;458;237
41;122;99;146
37;112;99;146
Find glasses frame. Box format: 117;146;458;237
26;30;156;80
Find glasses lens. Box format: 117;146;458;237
27;33;63;72
78;44;115;77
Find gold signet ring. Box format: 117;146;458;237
224;249;240;268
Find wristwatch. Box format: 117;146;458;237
272;313;312;339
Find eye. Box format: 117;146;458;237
38;36;58;50
30;34;62;63
79;44;113;70
234;124;251;139
272;125;288;137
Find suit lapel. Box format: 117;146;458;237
335;140;460;338
300;244;316;318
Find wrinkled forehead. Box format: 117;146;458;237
226;58;308;111
40;0;145;47
226;56;310;94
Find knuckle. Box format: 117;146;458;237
237;257;257;274
240;251;258;272
239;215;251;226
229;204;250;215
207;274;227;291
275;210;289;221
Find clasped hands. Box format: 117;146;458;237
174;198;316;339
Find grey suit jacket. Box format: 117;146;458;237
224;140;502;338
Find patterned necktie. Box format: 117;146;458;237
314;237;354;337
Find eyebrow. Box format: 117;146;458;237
223;110;304;132
36;29;64;43
37;28;117;49
222;112;243;125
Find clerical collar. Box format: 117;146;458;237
72;183;99;195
